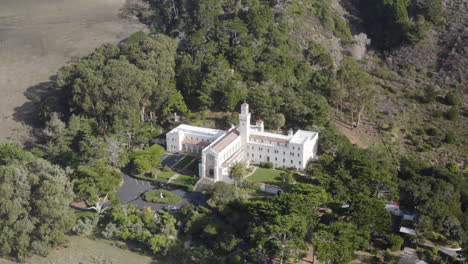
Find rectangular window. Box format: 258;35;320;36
260;155;262;158
291;160;293;164
275;157;277;161
299;161;302;165
283;158;285;162
293;146;295;150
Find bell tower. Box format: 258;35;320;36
239;103;251;145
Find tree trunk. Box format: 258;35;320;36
88;194;108;213
356;104;365;128
140;105;145;122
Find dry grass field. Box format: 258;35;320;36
0;236;155;264
0;0;145;143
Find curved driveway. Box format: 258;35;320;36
116;173;206;211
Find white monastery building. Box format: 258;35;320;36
166;103;318;182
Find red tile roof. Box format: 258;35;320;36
182;139;211;147
211;129;240;152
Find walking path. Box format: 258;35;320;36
167;173;180;183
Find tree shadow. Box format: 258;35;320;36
13;81;54;128
12;76;64;147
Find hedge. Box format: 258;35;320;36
143;189;182;204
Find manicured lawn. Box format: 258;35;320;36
170;174;198;191
248;168;284;184
174;156;195;169
143;189;182;204
173;175;198;185
157;171;175;181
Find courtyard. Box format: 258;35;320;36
116;152;204;211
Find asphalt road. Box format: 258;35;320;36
116;173;206;211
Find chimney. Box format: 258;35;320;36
256;120;264;132
288;129;294;137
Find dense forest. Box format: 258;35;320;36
0;0;466;263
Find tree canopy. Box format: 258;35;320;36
0;144;74;261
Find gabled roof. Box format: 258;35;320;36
211;128;240;153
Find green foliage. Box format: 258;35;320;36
133;157;152;174
72;215;99;235
130;144;165;174
143;189;182;204
422;86;439;104
313;221;369;264
445;107;460;121
356;0;443;48
445;91;462;106
398;157;465;241
336;57;376;126
0;144;74;261
313;144;397;202
281;170;296;184
348;195;392;234
247;192;318;260
444;130;456;144
54;32;187;131
205;182;238;208
74;161;122;205
388;234;404;251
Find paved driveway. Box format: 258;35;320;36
116;173;206;211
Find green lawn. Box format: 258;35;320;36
170;174;198;191
174;156;195;169
248;168;284;184
173;175;198;185
157;171;175;181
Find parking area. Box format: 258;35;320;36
116;173;206;211
161;153;186;167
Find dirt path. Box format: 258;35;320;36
0;0;146;143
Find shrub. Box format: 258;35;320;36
444;131;455;144
132;157;152;174
143;189;182;204
422;86;438;103
384;249;397;263
388;234;404;251
432;110;443;118
72;215;98;235
260;162;274;169
445;91;461;106
281;171;296;184
425;126;439;136
161;166;172;172
445;107;460;121
101;223;118;239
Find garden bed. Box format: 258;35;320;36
143;189;182;204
